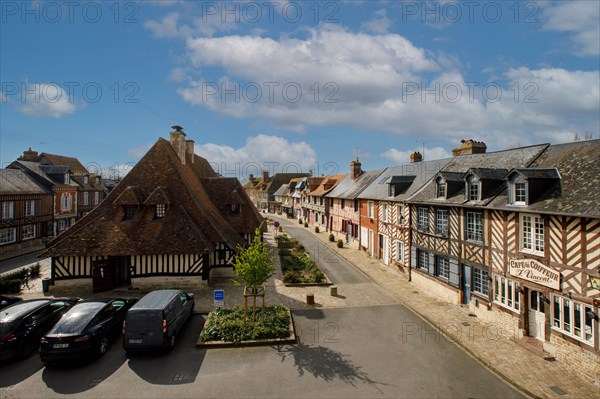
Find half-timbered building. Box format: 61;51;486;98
302;174;345;230
43;128;264;293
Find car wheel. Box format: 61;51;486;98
98;336;109;356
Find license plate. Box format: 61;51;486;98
53;343;69;348
128;339;142;344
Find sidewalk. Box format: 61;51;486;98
272;215;599;399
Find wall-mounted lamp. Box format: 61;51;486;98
539;293;550;304
515;286;523;294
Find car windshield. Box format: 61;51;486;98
0;300;48;323
47;302;105;335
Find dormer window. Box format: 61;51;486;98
155;204;166;219
83;176;89;185
95;177;100;185
229;204;241;215
467;176;480;201
64;174;70;184
123;205;136;221
436;178;447;199
514;182;527;205
388;184;395;197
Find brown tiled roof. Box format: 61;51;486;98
70;175;105;192
37;153;89;175
44;138;262;257
308;174;346;197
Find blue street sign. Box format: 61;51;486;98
214;290;225;301
274;221;280;228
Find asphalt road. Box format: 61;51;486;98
0;252;43;274
0;308;524;399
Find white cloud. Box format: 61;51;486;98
382;146;451;164
543;1;600;56
195;134;318;177
18;83;77;118
361;9;391;34
127;143;153;158
144;12;191;38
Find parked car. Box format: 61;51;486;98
39;298;136;364
0;298;77;361
0;295;22;310
123;289;194;352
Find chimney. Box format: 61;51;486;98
185;140;195;164
452;139;487;156
19;147;39;161
410;152;423;163
249;174;254;181
169;126;186;165
350;159;362;180
262;170;269;181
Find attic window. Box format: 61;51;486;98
388;184;395;197
83;176;89;184
467;176;480;201
229;204;241;215
155;204;166;219
436;178;447;199
514;182;527;205
95;177;100;185
64;174;70;184
123;205;136;221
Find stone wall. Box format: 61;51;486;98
411;272;460;304
131;276;207;291
549;334;600;387
490;306;522;341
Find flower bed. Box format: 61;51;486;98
200;305;292;343
279;241;329;285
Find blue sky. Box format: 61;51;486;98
1;0;599;179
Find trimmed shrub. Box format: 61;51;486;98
0;279;22;294
329;233;335;242
298;218;303;224
304;222;308;228
337;239;344;248
29;263;41;278
314;226;320;233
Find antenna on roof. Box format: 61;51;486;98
355;146;360;162
416;140;431;161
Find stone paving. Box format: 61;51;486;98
5;216;599;398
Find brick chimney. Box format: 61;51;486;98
350;159;362;180
169;126;186;165
185;140;195;164
262;171;269;181
410;152;423;163
18;147;39;161
452;139;487;156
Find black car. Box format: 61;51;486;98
0;299;77;361
40;298;136;364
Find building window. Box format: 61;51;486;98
435;209;448;237
0;228;16;245
466;211;483;242
24;200;35;216
155;204;166;218
367;201;374;219
418;207;429;232
553;296;594;345
60;194;73;212
418;250;428;270
436;180;447;199
22;224;36;240
467;176;480;201
2;201;14;219
64;174;70;184
95;177;100;185
521;214;544;255
514;182;527;204
472;267;489;295
83;176;89;185
388;184;395;197
396;241;405;263
494;276;520;311
94;192;100;205
396;205;403;225
123;205;136;220
381;204;388;222
354;199;359;212
341;199;345;209
229;204;241;215
83;192;89;206
436;256;449;279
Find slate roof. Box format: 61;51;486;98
44;137;263;257
507;168;561;180
488;140;600;218
408;144;548;205
71;175;105;192
0;169;50;195
358;159;450;201
326;169;386;199
466;168;509;180
8;160;70;188
273;183;289;197
308;174;347;197
37;153;88;175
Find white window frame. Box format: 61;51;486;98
472;267;489;295
0;227;16;245
155;204;166;218
436;180;447;199
61;194;72;212
24;200;35;216
493;275;520;312
395;241;405;263
418;250;428;270
552;295;595;345
435;209;449;237
95;177;100;185
467;176;480;201
514;182;527;205
521;214;544;255
436;256;450;279
396;205;403;225
94;192;100;205
418;207;429;232
83;192;89;206
381;204;388;222
21;224;36;240
83;176;89;185
466;211;483;243
64;174;70;184
2;201;14;219
367;201;374;219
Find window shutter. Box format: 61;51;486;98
410;247;417;269
428;252;435;275
449;258;459;287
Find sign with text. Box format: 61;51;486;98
214;290;225;308
509;258;560;290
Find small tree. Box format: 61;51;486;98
230;226;274;321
